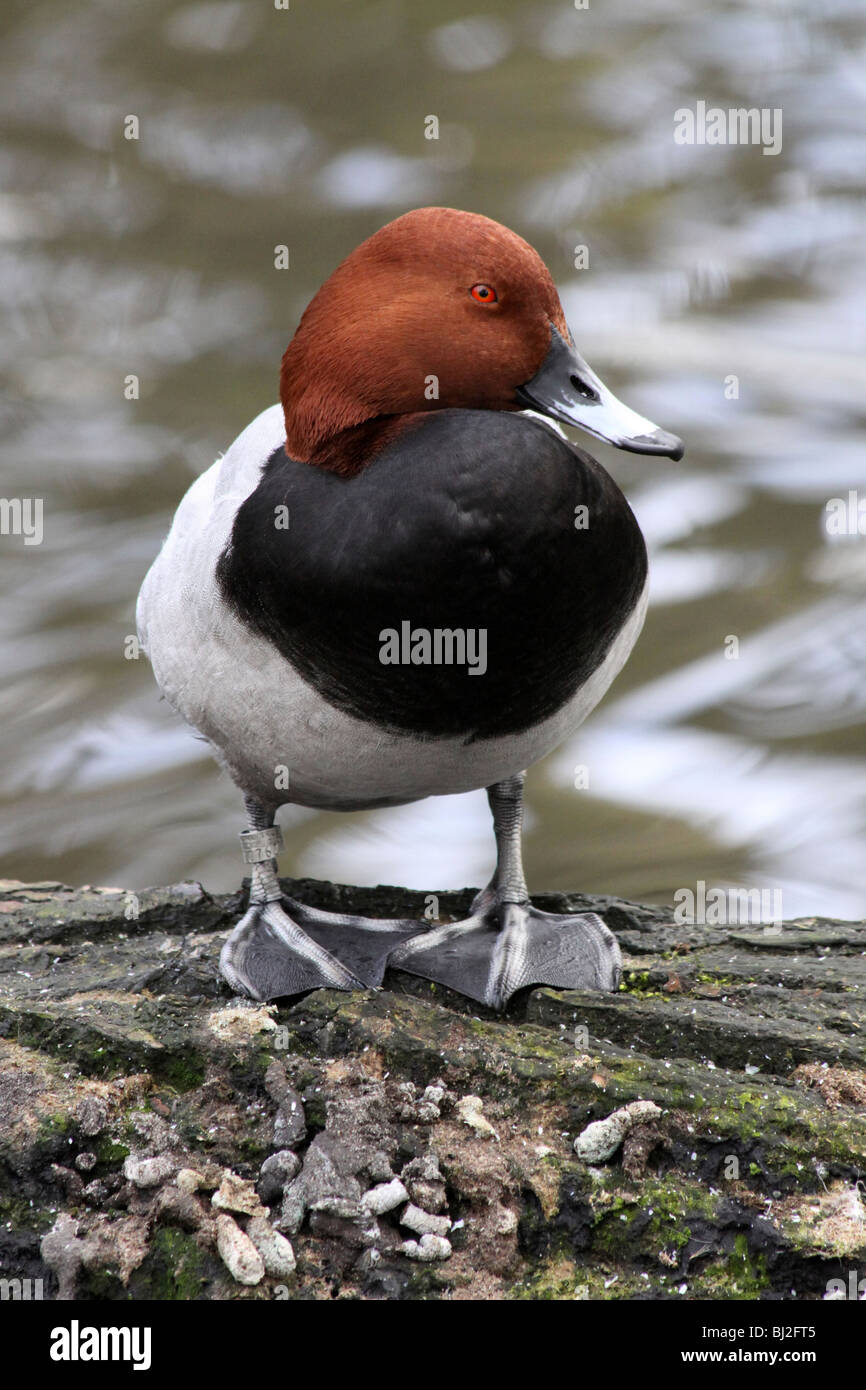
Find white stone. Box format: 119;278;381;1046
175;1168;204;1195
212;1169;265;1216
455;1095;499;1140
574;1101;661;1164
362;1179;409;1215
400;1203;451;1237
247;1216;296;1279
216;1213;265;1285
400;1234;452;1262
123;1155;176;1188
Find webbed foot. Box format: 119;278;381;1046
388;895;620;1010
219;808;428;1001
220;897;427;1001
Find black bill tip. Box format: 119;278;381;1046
619;427;685;461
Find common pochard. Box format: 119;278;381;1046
137;207;683;1009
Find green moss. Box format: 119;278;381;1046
133;1228;209;1301
618;971;663;999
31;1110;78;1165
36;1110;74;1140
226;1046;274;1091
392;1263;455;1300
234;1131;272;1165
511;1257;662;1301
302;1092;327;1131
95;1137;130;1166
511;1258;583;1300
81;1267;131;1300
156;1053;206;1092
723;1234;770;1297
0;1192;56;1234
589;1175;717;1261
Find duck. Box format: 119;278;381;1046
136;206;683;1010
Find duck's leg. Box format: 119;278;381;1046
219;797;426;1001
388;774;622;1010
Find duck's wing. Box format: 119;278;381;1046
136;403;286;655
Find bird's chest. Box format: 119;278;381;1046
217;413;647;741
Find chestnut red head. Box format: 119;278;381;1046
280;207;683;471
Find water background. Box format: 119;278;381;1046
2;0;865;920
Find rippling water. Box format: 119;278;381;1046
2;0;865;921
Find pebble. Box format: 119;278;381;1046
273;1092;307;1149
397;1080;444;1124
405;1179;447;1213
401;1155;448;1212
212;1169;266;1217
400;1233;452;1262
40;1213;87;1300
311;1193;370;1219
216;1213;265;1286
455;1095;499;1140
362;1179;409;1215
247;1216;297;1279
400;1203;451;1238
401;1154;441;1182
123;1154;176;1188
278;1184;307;1237
175;1167;205;1195
264;1058;290;1103
206;1004;277;1044
399;1102;440;1123
493;1205;518;1236
266;1061;307;1147
74;1095;109;1138
278;1137;364;1236
258;1150;302;1206
573;1101;662;1164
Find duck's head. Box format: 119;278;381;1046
281;206;683;471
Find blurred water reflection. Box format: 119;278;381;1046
1;0;864;923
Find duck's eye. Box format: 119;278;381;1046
470;283;497;304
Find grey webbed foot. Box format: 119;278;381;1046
219;806;428;1001
388;773;621;1009
388;896;621;1010
220;897;427;1001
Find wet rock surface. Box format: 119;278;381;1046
0;876;864;1300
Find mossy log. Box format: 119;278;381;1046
1;877;864;1301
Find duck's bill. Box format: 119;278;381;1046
516;326;684;461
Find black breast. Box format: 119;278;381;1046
216;410;647;740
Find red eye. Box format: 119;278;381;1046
470;283;497;304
